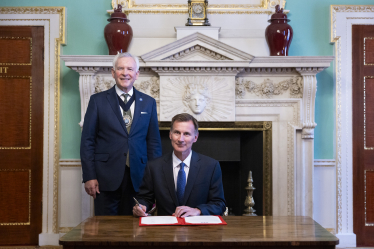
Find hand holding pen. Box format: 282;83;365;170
133;197;157;217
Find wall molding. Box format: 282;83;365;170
314;159;336;167
60;159;81;167
330;4;374;248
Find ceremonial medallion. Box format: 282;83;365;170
123;114;132;127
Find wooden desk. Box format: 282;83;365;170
59;216;339;249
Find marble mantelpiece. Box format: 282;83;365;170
61;32;333;220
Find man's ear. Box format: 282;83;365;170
111;68;115;78
134;70;140;80
194;132;199;142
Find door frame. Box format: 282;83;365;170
330;5;374;248
0;7;66;246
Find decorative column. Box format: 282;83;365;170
71;67;100;128
71;66;101;220
296;67;324;218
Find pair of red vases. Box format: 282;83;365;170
104;4;292;57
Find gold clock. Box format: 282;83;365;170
186;0;210;26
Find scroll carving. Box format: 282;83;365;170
235;76;303;98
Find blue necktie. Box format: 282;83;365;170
176;162;186;205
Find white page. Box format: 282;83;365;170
141;216;178;225
184;216;222;224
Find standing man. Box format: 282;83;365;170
133;113;226;217
81;52;162;215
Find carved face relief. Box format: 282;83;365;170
183;82;211;115
161;76;234;121
188;93;208;114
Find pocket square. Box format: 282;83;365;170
141;112;148;114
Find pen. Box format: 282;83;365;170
133;197;140;206
133;197;156;215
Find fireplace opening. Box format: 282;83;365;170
159;122;272;216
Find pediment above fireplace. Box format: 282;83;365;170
162;45;233;61
140;32;254;66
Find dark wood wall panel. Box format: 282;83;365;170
366;78;374;147
0;170;29;224
0;25;43;245
0;38;31;64
365;38;374;64
0;77;31;148
366;171;374;223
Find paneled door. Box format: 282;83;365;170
0;26;44;245
352;25;374;246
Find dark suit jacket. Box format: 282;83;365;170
80;86;162;192
137;151;226;215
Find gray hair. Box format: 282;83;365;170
112;52;139;72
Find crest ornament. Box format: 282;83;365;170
123;114;132;127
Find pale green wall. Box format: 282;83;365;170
286;0;371;159
2;0;373;159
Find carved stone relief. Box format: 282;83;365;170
134;76;160;99
162;45;232;61
161;76;235;121
95;75;160;99
235;76;303;99
94;75;115;93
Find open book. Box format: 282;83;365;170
139;215;227;226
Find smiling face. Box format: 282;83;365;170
111;57;139;93
188;93;207;114
169;120;199;161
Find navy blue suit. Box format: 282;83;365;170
137;151;226;216
80;86;162;214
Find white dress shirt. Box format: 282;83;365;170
115;85;135;117
172;151;192;191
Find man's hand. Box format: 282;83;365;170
84;179;100;199
133;204;147;217
173;206;201;218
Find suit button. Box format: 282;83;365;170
124;153;127;156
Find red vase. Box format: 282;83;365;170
104;5;133;55
265;5;293;56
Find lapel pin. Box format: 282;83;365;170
139;98;143;101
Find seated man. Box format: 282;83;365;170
133;113;226;218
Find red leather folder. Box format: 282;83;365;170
139;215;227;226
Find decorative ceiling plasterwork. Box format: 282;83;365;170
110;0;287;14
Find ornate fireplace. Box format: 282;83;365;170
61;29;333;219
